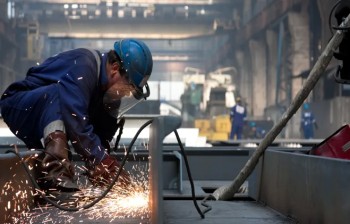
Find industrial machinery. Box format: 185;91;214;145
182;67;237;141
204;67;236;117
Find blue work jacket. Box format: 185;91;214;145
0;48;118;163
230;104;247;126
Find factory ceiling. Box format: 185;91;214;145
11;0;238;39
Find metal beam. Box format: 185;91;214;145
148;115;182;224
237;0;302;45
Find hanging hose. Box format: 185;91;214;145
174;130;209;218
113;117;125;152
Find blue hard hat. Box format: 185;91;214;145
303;103;309;110
114;39;153;89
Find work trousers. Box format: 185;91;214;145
230;123;243;140
1;84;64;149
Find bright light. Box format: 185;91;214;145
71;4;78;9
118;10;124;18
107;8;113;18
63;4;69;9
7;1;14;19
106;1;113;7
132;9;137;18
81;9;88;16
48;32;200;39
153;55;189;61
117;0;212;4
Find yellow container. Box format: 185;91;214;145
215;115;231;133
199;131;212;139
194;119;211;131
210;132;228;141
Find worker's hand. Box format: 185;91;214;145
87;154;131;187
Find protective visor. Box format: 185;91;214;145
103;82;150;119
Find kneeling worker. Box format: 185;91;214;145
0;39;153;191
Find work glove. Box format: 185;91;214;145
87;154;131;187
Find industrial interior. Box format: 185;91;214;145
0;0;350;223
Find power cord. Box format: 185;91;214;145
5;118;212;219
112;117;125;152
5;118;152;211
174;130;211;218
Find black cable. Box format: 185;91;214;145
6;119;210;219
201;195;215;215
113;117;125;152
174;130;205;219
5;119;153;212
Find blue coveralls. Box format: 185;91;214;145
0;48;118;164
229;104;247;140
301;111;316;139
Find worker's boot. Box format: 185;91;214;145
39;131;79;191
87;155;131;188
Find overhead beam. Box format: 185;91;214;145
39;18;216;39
237;0;302;45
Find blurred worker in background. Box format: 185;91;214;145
0;39;153;191
247;121;266;139
229;97;247;140
300;103;318;139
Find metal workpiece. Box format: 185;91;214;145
148;115;182;224
255;150;350;224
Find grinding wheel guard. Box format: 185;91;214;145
103;82;150;118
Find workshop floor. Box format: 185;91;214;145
24;200;296;224
22;181;295;224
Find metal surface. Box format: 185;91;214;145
0;138;302;223
256;150;350;224
148;115;182;224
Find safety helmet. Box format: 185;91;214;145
114;39;153;89
303;103;310;110
104;39;152;118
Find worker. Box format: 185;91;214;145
246;121;257;139
247;121;266;139
229;97;247;140
0;39;153;191
300;103;318;139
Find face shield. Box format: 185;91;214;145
103;82;150;119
